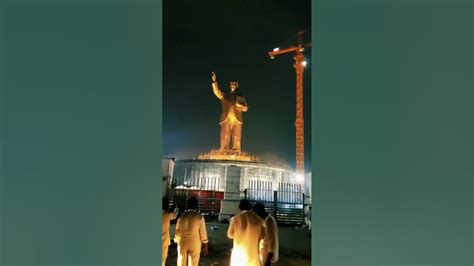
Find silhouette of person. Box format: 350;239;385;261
253;202;279;266
175;197;209;266
228;199;264;266
162;197;178;266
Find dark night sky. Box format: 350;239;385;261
163;0;312;171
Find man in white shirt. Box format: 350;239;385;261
174;197;209;266
253;202;279;266
162;197;178;266
227;199;265;266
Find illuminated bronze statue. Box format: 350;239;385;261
211;72;249;152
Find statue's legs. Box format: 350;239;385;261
220;122;231;150
231;123;242;152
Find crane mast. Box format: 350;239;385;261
268;31;310;177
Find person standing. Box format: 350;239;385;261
227;199;264;266
253;202;279;266
175;197;209;266
162;197;178;266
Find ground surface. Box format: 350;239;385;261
165;218;311;266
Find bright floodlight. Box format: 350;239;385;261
302;61;307;67
273;47;280;52
296;174;304;182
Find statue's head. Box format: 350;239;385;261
229;80;239;92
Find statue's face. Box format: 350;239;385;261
229;81;238;91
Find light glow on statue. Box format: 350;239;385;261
198;71;259;162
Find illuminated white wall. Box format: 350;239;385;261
172;160;300;193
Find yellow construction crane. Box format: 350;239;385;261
268;31;310;179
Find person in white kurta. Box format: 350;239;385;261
227;199;264;266
253;202;279;266
162;197;178;266
174;197;209;266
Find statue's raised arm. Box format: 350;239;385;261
211;72;223;99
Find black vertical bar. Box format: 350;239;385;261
273;190;278;221
302;192;305;223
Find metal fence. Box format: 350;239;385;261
169;189;224;215
246;180;305;225
168;180;306;225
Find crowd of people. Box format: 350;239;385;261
162;197;279;266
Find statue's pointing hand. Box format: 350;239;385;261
211;72;217;83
